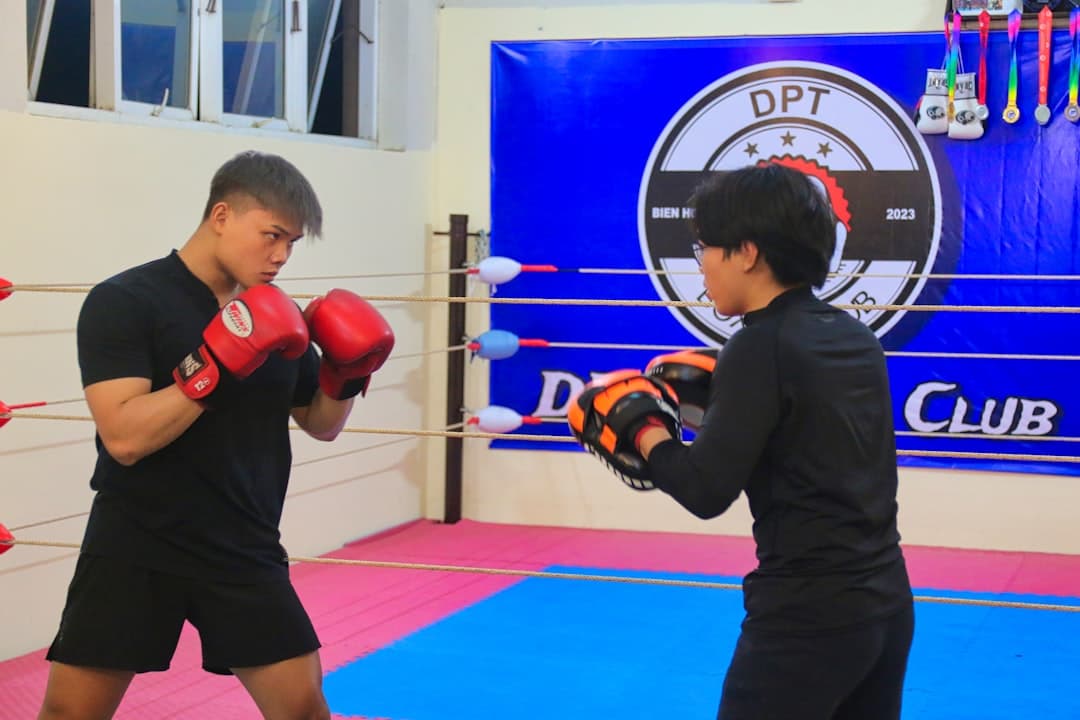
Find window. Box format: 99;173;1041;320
222;3;284;119
340;0;378;139
309;0;378;138
103;0;197;118
308;0;338;124
28;0;91;107
310;2;345;135
26;0;380;141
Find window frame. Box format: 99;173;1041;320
27;0;57;100
201;0;306;132
92;0;200;120
343;0;378;141
26;0;384;146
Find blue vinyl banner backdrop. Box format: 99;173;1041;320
488;30;1080;476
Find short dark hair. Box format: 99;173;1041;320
202;150;323;238
688;163;836;288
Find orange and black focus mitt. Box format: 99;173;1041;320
645;348;717;432
567;370;682;491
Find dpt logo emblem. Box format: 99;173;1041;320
638;61;943;344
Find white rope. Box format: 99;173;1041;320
540;343;1080;362
10;412;1080;457
573;269;1080;281
284;294;1080;314
8;285;1080;315
275;269;472;281
386;344;468;361
2;538;1078;612
9;270;1080;291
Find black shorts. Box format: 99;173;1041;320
46;554;321;675
717;605;915;720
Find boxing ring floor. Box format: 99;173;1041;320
1;519;1078;719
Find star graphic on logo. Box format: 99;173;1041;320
818;142;833;158
743;142;759;157
780;131;796;146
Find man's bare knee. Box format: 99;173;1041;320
285;687;330;720
36;663;133;720
38;694;116;720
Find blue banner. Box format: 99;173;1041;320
488;30;1080;476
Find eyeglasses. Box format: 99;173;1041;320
692;243;706;265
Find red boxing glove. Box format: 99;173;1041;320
174;284;310;402
305;289;395;400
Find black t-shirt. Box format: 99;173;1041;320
649;286;913;634
76;251;319;582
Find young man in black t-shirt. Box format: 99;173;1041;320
38;151;395;720
569;164;914;720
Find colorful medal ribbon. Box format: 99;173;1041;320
1003;9;1022;124
977;10;991;120
944;11;953;66
1035;6;1053;126
947;12;962;121
1067;7;1080;123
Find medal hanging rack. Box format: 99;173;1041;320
950;1;1078;31
933;3;1079;132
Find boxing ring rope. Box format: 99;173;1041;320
557;345;1080;361
8;409;1080;464
527;414;1080;442
473;340;1078;362
3;340;1077;366
8;272;1080;293
7;513;94;534
505;269;1080;280
1;534;1078;614
386;344;470;361
289;294;1080;314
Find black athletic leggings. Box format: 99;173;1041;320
717;605;915;720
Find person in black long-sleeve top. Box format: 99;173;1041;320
573;163;914;720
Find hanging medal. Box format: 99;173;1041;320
1066;6;1080;123
1003;9;1022;124
1034;5;1053;126
947;12;962;121
976;10;991;122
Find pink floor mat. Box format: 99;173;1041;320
2;519;1078;719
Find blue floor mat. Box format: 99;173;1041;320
323;566;1080;719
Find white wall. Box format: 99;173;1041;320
0;0;440;661
0;0;27;112
429;1;1080;556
